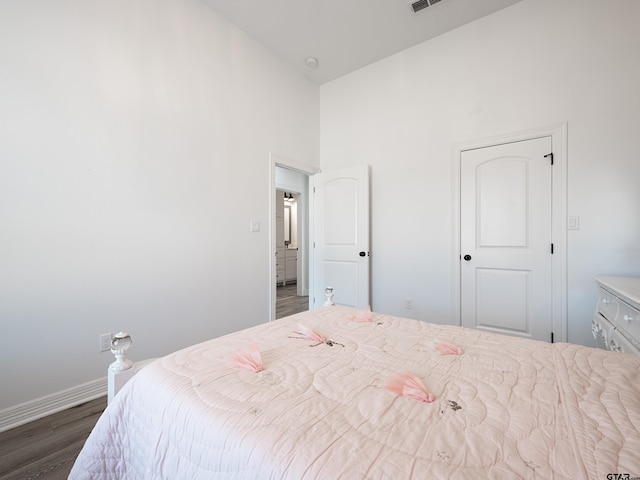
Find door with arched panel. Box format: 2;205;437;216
461;137;553;341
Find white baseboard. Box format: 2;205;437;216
0;377;107;433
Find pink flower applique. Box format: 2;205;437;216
348;305;373;322
290;324;344;347
293;323;326;342
226;342;264;372
385;371;436;403
435;340;464;355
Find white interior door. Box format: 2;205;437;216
461;137;553;341
312;165;370;308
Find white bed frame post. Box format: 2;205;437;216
106;332;157;404
107;366;135;404
107;332;134;404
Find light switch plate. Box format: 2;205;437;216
568;216;580;230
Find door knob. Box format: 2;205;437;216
463;254;472;261
359;251;366;257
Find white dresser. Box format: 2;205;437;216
592;276;640;355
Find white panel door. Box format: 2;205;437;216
461;137;553;341
312;165;370;308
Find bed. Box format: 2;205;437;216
70;305;640;479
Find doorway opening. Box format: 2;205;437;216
275;188;308;318
269;154;319;321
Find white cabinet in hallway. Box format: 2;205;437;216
285;248;297;282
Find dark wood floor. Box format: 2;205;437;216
0;287;308;479
0;396;106;480
276;282;309;319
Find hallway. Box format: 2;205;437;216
276;283;309;319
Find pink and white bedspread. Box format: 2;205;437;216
70;306;640;479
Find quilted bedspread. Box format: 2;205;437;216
70;306;640;479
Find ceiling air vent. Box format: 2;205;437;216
409;0;443;14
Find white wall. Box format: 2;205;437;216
3;0;639;415
0;0;319;410
320;0;640;346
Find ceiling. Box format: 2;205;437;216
201;0;523;84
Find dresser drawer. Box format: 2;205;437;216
608;327;640;355
594;276;640;355
616;299;640;347
592;313;613;350
597;286;618;320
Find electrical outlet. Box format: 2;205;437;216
404;298;413;310
99;333;112;352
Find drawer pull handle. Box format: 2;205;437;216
602;299;611;305
623;314;635;322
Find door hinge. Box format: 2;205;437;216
544;152;554;165
551;332;554;343
550;243;554;254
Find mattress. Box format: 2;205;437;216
70;306;640;479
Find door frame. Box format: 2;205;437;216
268;153;320;322
451;123;568;342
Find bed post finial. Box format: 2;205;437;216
109;332;133;373
323;286;335;306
